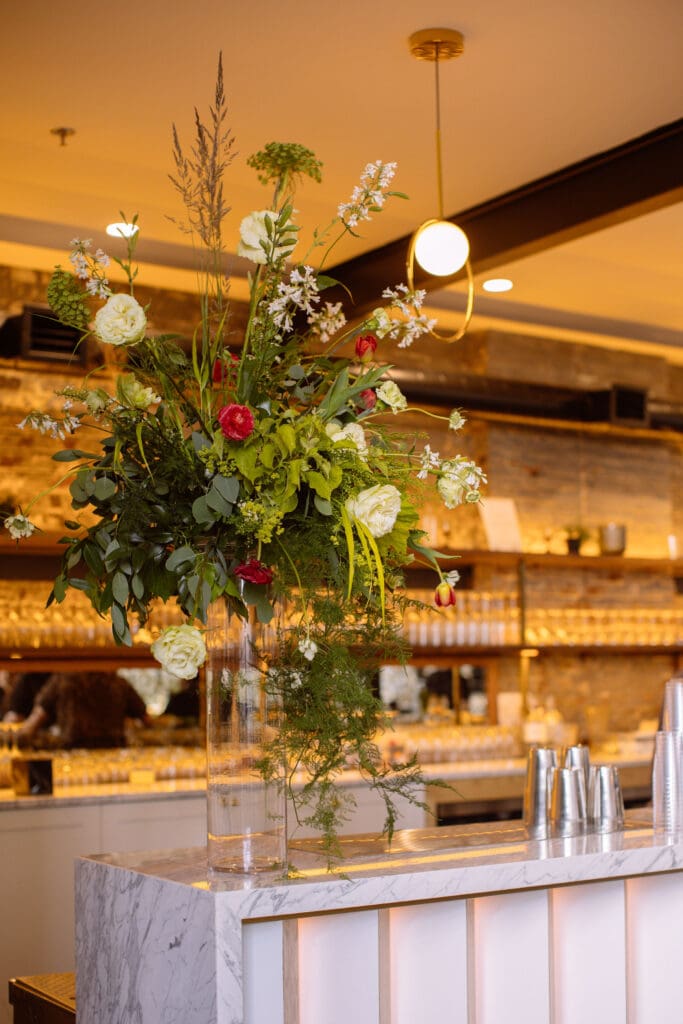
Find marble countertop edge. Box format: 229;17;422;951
77;813;683;920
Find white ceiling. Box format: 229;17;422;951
1;0;682;354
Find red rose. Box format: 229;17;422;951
234;559;273;585
355;333;378;362
358;388;377;410
218;403;254;440
434;581;457;608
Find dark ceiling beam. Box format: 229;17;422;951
328;117;683;319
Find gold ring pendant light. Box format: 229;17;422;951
406;28;474;343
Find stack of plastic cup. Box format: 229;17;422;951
652;676;683;831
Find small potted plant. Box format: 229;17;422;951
563;524;590;555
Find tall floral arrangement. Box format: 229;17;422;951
7;59;485;853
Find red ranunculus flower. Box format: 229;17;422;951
354;333;378;362
234;559;274;585
434;581;457;608
218;403;254;440
358;388;377;410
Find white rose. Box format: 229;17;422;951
325;421;368;459
345;483;402;538
237;210;297;265
377;380;407;413
151;624;206;680
94;294;146;346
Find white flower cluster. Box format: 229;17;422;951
298;636;318;661
437;457;487;509
268;265;320;331
337;160;397;228
307;301;346;343
69;239;111;300
4;513;36;540
380;285;437;348
18;405;81;440
417;444;441;480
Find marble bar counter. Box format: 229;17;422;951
74;809;683;1024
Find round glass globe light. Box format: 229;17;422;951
414;220;470;276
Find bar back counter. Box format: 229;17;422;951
2;751;654;1024
74;811;683;1024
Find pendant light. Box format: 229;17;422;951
406;28;474;342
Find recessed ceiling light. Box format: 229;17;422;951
482;278;513;293
106;222;139;239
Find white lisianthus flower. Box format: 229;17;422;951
345;483;402;538
4;513;36;540
325;420;368;458
94;294;146;346
377;380;407;413
151;624;207;680
117;374;161;410
237;210;297;265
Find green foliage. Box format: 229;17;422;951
247;141;323;191
47;268;91;332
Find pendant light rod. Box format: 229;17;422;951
434;42;445;219
407;28;474;344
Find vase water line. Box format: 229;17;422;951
205;598;287;873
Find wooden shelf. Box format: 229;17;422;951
0;645;155;673
436;548;683;575
4;535;682;577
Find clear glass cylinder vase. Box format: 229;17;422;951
205;598;287;873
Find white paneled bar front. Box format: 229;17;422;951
75;816;683;1023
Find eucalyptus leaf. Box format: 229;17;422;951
111;602;131;646
192;495;217;524
112;571;129;605
191;431;211;451
314;495;333;516
166;545;196;572
52;449;99;462
83;544;104;576
94;477;117;501
206;488;232;515
212;475;240;503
